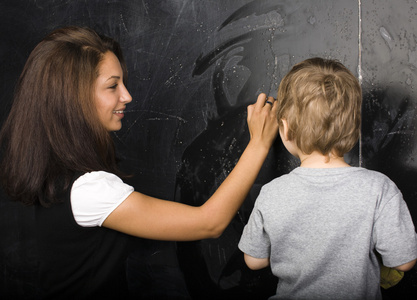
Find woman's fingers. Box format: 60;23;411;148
247;93;279;147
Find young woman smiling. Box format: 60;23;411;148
0;26;278;298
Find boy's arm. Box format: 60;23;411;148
392;258;417;272
244;253;270;270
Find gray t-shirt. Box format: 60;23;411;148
239;167;417;300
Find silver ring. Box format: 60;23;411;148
266;100;273;105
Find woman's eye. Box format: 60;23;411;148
109;84;118;89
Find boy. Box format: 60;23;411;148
238;57;417;299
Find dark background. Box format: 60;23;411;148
1;0;416;299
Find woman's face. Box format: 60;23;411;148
95;51;132;131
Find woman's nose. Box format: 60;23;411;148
121;85;132;103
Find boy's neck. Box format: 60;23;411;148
299;151;350;168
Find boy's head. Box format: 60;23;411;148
276;57;362;157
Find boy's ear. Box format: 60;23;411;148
281;119;290;141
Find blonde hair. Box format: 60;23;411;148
277;57;362;157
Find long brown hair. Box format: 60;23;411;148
0;26;128;206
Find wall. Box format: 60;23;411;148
0;0;416;299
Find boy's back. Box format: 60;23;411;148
239;57;417;299
239;166;417;299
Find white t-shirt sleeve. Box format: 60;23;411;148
71;171;134;227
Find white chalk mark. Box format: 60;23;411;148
358;0;363;167
113;109;187;143
120;13;128;33
123;110;187;123
357;0;363;85
142;0;149;15
380;26;394;50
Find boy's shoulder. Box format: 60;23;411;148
349;167;398;186
288;166;392;179
264;167;398;191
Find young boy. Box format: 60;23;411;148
238;57;417;299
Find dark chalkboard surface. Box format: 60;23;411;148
1;0;416;299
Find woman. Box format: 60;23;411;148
0;26;278;298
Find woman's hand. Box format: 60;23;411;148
247;93;279;150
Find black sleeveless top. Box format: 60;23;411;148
35;174;130;299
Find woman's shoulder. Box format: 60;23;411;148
71;171;134;227
73;171;125;187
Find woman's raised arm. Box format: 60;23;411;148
102;93;278;241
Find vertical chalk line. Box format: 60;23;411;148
358;0;363;167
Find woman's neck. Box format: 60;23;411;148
299;151;350;168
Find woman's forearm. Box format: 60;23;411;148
200;140;270;237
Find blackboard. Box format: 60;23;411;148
1;0;416;299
